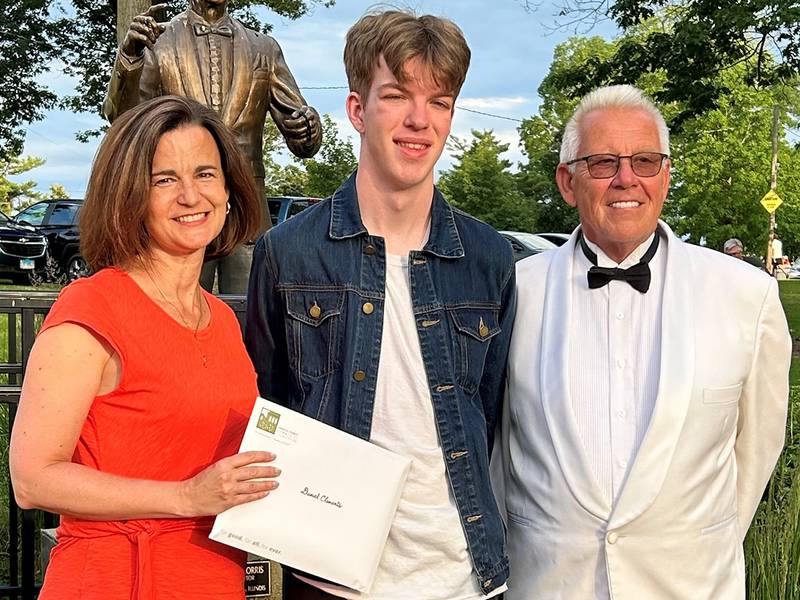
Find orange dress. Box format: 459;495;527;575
37;267;259;600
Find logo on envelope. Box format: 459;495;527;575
257;409;281;434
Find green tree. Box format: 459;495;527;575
438;130;537;231
530;0;800;126
263;114;357;198
0;0;60;159
517;36;619;233
665;77;800;255
47;183;71;199
516;30;800;253
0;156;45;214
301;114;357;197
7;1;335;146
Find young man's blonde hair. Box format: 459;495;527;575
343;9;471;101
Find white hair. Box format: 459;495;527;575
559;85;670;166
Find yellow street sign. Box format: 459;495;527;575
761;190;783;213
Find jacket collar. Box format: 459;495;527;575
539;220;695;525
328;172;465;259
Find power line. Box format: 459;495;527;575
299;85;526;123
457;106;523;122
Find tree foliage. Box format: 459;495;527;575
0;0;60;159
535;0;800;126
4;0;334;146
665;77;800;256
263;114;357;198
517;30;800;253
302;114;357;197
438;130;537;232
0;156;46;214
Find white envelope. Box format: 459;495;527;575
210;397;411;593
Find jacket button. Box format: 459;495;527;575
362;302;374;315
353;370;366;382
364;244;376;255
479;317;489;338
308;303;321;319
606;531;618;544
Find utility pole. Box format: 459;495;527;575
766;104;780;274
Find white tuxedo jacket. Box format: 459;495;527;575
498;222;790;599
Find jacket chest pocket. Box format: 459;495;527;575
448;305;501;394
285;289;344;379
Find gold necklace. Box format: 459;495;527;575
146;270;208;366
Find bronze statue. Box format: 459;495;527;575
104;0;323;293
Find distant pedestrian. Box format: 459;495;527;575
723;238;764;269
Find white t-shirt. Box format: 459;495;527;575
300;253;504;599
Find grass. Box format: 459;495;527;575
745;388;800;598
779;281;800;387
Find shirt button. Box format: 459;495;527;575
618;459;628;468
364;244;376;255
362;302;374;315
616;312;624;320
353;370;366;382
617;409;627;418
616;358;626;368
607;531;619;544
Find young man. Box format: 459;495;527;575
245;10;514;599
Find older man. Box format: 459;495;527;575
497;85;790;599
724;238;764;269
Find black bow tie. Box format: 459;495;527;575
580;232;659;293
193;23;233;37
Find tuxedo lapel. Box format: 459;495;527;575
221;20;252;126
540;230;612;520
609;221;695;529
170;13;207;104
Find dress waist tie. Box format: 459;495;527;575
57;516;213;600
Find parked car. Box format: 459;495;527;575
267;196;322;227
535;232;571;246
499;231;558;262
0;211;48;284
13;199;88;282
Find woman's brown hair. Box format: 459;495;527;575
80;95;262;271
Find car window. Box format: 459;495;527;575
267;200;282;226
16;203;48;226
514;233;557;251
287;201;309;219
0;212;9;224
48;203;80;226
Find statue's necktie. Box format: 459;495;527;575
193;23;233;37
579;231;659;293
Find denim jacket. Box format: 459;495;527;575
245;174;516;594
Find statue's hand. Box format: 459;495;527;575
283;106;322;147
121;3;169;58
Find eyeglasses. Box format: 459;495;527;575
566;152;669;179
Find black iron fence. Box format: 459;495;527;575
0;291;256;600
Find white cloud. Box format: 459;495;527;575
457;96;530;111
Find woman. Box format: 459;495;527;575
9;96;276;599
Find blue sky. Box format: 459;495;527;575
16;0;617;198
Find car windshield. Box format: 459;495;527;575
0;212;9;224
506;232;558;251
